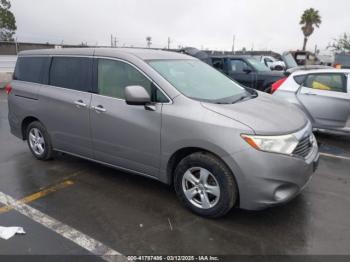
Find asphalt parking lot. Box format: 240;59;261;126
0;89;350;260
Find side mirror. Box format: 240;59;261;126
243;68;252;74
125;85;151;105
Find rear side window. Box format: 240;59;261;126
49;57;92;92
13;56;49;84
304;73;347;93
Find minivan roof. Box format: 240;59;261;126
19;48;194;61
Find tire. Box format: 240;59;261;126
26;121;53;160
174;152;237;218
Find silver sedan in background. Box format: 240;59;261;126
272;69;350;133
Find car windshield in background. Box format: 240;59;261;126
148;59;250;103
246;58;271;72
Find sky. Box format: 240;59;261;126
10;0;350;54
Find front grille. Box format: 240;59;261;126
293;135;313;158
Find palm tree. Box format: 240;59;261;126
300;8;321;51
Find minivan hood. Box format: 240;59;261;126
201;92;307;135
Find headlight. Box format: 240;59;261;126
241;133;299;155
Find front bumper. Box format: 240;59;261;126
223;132;319;210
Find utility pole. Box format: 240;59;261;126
110;34;118;47
232;34;235;54
167;37;171;49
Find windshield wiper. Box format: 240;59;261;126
231;92;257;104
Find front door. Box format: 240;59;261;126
297;72;350;128
90;58;167;178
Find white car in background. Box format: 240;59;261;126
271;69;350;133
254;56;286;71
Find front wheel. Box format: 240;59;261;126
174;152;237;218
26;121;53;160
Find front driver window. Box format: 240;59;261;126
230;60;250;73
304;73;347;93
98;59;169;102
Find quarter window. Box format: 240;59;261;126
49;57;92;92
304;73;347;93
293;75;306;85
97;59;168;102
13;57;49;84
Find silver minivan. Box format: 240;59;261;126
8;48;319;217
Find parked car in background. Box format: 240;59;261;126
287;51;321;66
334;53;350;69
272;68;350;133
8;48;319;218
254;55;286;71
211;55;285;92
281;52;332;73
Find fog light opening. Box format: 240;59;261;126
274;184;298;202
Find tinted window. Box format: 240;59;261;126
14;57;49;84
98;59;168;102
293;75;306;85
49;57;92;92
304;73;347;93
212;58;224;72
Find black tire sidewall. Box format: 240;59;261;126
174;152;237;218
26;121;53;160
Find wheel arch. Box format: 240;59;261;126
21;116;40;140
166;146;241;207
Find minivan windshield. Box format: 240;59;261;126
148;59;254;103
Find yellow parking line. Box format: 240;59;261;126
0;180;74;214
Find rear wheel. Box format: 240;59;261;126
26;121;53;160
174;152;237;218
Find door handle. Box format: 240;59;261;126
91;105;106;113
304;92;317;96
74;100;87;108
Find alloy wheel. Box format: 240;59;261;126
182;167;220;209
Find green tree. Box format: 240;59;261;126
300;8;321;51
0;0;16;41
328;33;350;53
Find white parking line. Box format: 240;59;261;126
0;191;127;262
320;152;350;161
